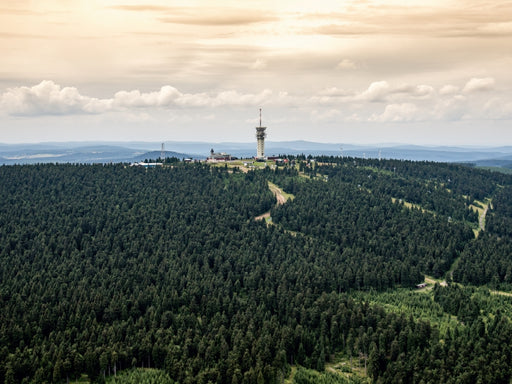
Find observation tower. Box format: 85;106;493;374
255;108;267;159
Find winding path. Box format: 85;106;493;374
268;182;287;205
479;204;489;231
255;182;290;222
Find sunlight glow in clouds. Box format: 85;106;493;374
0;0;511;145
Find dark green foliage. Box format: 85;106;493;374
313;156;506;202
454;185;512;289
433;284;479;324
487;185;512;238
270;164;474;282
1;160;512;383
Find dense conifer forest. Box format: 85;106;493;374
2;159;512;383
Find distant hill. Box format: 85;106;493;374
134;151;206;162
2;141;512;167
0;144;197;165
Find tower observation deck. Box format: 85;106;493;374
255;108;266;159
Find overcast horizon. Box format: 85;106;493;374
1;1;511;145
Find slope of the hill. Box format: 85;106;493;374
1;160;512;383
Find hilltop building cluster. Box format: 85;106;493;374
136;110;275;165
208;109;270;163
207;149;234;162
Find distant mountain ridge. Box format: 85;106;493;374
2;141;512;167
0;144;195;165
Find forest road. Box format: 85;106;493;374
479;205;489;231
268;182;287;205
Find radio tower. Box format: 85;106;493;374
255;108;267;159
161;142;165;162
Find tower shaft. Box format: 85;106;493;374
256;128;266;158
255;109;266;159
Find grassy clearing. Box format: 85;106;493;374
353;287;459;335
268;181;295;202
106;368;174;383
424;275;448;287
469;197;492;235
326;354;369;381
287;364;369;384
361;165;394;177
391;197;425;212
284;365;297;384
469;198;489;216
445;257;461;281
469;203;484;215
70;374;91;384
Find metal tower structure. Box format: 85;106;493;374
161;142;165;162
255;108;267;159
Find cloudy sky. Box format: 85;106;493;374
1;0;511;145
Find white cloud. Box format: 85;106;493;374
408;85;435;99
309;81;435;108
336;59;357;70
462;77;495;93
357;81;391;102
310;108;343;122
483;98;512;119
1;81;274;116
113;86;181;108
211;89;272;107
478;21;512;35
317;87;352;97
0;80;95;115
432;95;467;121
249;59;267;70
309;87;353;105
352;81;434;103
370;103;419;122
439;85;459;95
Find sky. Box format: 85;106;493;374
1;0;511;146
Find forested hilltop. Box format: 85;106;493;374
2;159;512;383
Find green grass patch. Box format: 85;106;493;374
106;368;174;384
268;181;295;202
445;257;461;281
469;204;484;215
391;197;425;212
352;287;459;335
70;374;91;384
290;365;369;384
284;365;297;384
361;165;394;177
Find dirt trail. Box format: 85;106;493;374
255;182;289;222
255;212;270;221
479;205;489;231
424;276;447;288
268;182;287;205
